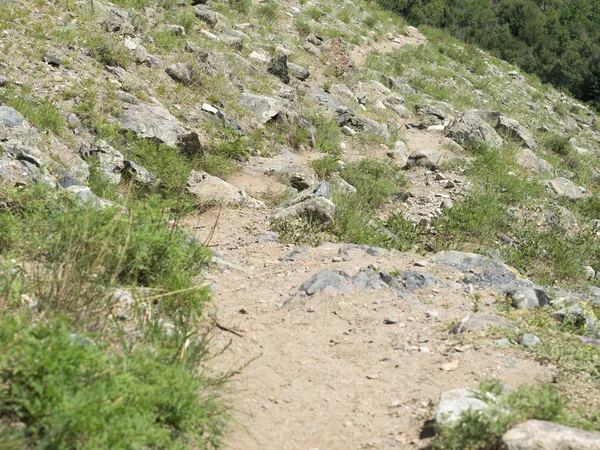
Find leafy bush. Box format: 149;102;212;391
333;159;405;244
256;2;279;21
312;115;343;155
432;382;569;450
311;154;339;178
0;186;210;320
87;33;130;68
0;88;64;135
295;18;312;37
0;315;224;450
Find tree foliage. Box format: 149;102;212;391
377;0;600;109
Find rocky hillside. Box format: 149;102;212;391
1;0;600;448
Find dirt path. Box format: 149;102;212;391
186;204;551;450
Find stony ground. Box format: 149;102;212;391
2;0;600;447
191;205;552;449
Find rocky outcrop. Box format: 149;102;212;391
495;115;537;149
447;110;503;149
117;98;204;155
238;93;298;124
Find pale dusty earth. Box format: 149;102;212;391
185;141;550;450
186;205;550;450
182;33;552;450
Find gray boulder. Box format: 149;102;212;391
387;141;409;166
520;333;541;348
288;62;310;81
452;313;509;333
165;63;193;85
502;420;600;450
405;148;444;169
238;92;297;124
496;115;537;149
285;166;319;191
436;388;490;425
330;175;356;193
186;170;264;208
118;100;204;155
546;177;585;200
194;7;217;27
282;180;332;208
384;94;411;118
447;111;503;149
272;196;336;223
515;148;555;175
506;287;551;310
0;106;25;128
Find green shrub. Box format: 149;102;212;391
256;2;279;21
312;115;343;155
0;315;224;450
432;382;569;450
311;154;339;178
87;33;130;68
0;89;64;135
0;186;210;320
333;159;404;244
230;0;251;13
306;6;324;21
295;18;312;37
337;6;353;24
364;14;377;28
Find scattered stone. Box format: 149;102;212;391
185;41;200;52
521;333;541;348
146;54;164;69
282;180;332;208
330;175;356;193
249;49;270;64
42;54;62;67
452;313;509;334
238;92;297;124
441;198;454;209
384;317;399;325
256;231;279;243
583;266;596;280
387;141;408;166
395;271;446;291
162;24;185;35
502;420;600;450
0;75;8;86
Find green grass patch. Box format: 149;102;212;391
431;382;576;450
